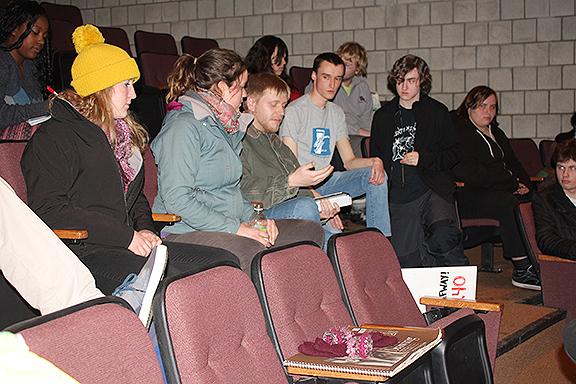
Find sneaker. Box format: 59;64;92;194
511;265;541;291
113;244;168;327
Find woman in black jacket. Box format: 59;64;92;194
452;85;539;290
21;25;237;293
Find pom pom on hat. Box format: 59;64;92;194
70;24;140;97
72;24;105;54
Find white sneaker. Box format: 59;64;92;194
113;244;168;327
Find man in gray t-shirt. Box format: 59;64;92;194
280;52;391;236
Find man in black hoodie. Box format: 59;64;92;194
371;55;467;268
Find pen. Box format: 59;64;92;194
46;86;58;95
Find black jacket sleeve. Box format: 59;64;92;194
21;130;135;248
417;105;459;172
533;191;576;260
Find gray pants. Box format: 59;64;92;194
166;219;324;272
390;190;468;268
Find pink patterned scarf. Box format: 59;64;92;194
110;118;136;192
196;90;240;134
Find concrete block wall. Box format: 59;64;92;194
57;0;576;140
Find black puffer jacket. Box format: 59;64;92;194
533;183;576;260
21;98;154;249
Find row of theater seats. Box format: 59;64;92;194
0;142;175;328
5;230;498;383
41;2;219;140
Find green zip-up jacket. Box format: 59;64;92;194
152;92;254;234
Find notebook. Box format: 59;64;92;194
284;325;442;381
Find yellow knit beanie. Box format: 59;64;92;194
70;25;140;97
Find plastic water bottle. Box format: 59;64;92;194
250;201;267;233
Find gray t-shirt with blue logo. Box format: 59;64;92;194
280;94;349;170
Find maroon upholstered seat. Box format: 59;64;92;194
100;26;132;56
539;139;556;168
289;66;312;95
49;19;76;53
6;297;164;384
181;36;218;57
251;242;353;360
139;52;179;90
516;202;576;321
509;138;544;177
153;265;288;384
143;145;158;206
134;30;178;56
0;142;28;202
328;228;502;369
41;2;83;27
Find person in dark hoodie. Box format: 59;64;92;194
371;54;467;268
21;25;238;294
451;85;539;290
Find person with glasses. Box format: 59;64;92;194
371;54;467;268
452;85;539;290
533;139;576;261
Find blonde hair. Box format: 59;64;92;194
166;49;246;103
336;42;368;77
53;89;148;152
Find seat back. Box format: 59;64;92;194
41;2;83;27
139;52;179;89
431;314;493;384
251;242;352;361
153;265;288;384
52;50;76;92
48;19;76;53
509;138;544;177
514;202;541;274
6;297;164;384
134;30;178;56
100;26;132;56
538;255;576;321
131;86;167;140
0;142;28;202
180;36;218;57
289;66;312;95
328;228;427;327
143;145;158;206
539;139;556;168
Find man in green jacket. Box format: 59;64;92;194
240;73;343;243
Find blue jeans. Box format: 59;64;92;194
264;196;339;249
316;168;391;236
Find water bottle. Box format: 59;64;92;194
249;201;267;233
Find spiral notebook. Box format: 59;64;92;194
284;325;442;381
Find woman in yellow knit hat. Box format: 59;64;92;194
21;25;239;295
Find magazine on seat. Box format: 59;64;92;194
284;325;442;381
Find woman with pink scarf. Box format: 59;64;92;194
152;49;323;271
21;26;238;294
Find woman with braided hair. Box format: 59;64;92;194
0;0;50;139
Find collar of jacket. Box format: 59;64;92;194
550;182;576;213
178;91;253;132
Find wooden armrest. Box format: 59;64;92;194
53;229;88;240
455;181;464;188
530;176;545;183
538;254;576;264
419;296;502;312
152;213;181;223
